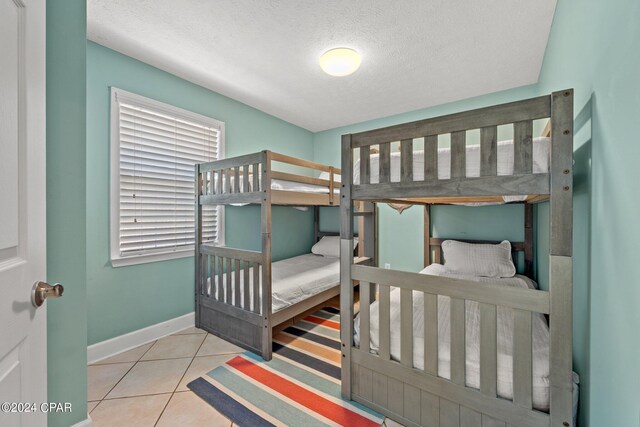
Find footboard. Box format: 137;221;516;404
351;265;551;427
196;245;267;356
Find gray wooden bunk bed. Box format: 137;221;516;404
194;150;372;360
340;90;574;427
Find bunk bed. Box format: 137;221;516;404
194;151;372;360
340;90;575;427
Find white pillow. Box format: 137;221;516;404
441;240;516;278
311;236;357;258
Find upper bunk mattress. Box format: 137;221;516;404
353;136;550;203
353;262;579;412
206;253;339;313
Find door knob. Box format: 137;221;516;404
31;281;64;307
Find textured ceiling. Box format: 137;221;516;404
88;0;557;132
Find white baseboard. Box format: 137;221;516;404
71;415;93;427
87;312;195;364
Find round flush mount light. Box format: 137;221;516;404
319;47;362;77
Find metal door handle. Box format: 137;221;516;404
32;281;64;307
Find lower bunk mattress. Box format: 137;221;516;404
353;263;579;414
206;253;339;313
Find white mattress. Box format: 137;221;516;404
353;263;579;414
206;253;339;313
271;179;339;194
353;137;551;204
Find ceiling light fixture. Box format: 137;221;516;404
319;48;361;77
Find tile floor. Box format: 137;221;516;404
87;325;402;426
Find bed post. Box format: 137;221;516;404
524;203;534;277
261;151;273;360
424;204;431;267
194;164;203;328
340;134;354;399
313;206;320;243
549;89;574;427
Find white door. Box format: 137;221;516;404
0;0;48;426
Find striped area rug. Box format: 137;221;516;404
188;307;384;426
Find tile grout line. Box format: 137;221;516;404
153;332;210;426
90;339;158;414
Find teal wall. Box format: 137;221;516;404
86;42;315;345
46;1;88;426
537;1;640;425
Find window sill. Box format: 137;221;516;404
111;249;194;268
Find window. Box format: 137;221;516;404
110;88;224;267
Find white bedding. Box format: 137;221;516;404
353;263;579;413
353;137;551;204
206;253;339;313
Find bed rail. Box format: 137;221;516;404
197;150;341;206
352;265;551;427
346;91;573;203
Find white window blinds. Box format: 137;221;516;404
111;88;224;265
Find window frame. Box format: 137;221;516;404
109;87;225;267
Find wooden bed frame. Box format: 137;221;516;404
340;90;574;427
194;150;374;360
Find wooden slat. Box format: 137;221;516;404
199;297;263;326
460;406;482;427
451;131;466;178
403;383;421;424
200;192;262;205
351;95;551;147
372;372;388;407
253;262;260;314
217;256;224;302
359;146;370;185
400;139;413;182
216;169;222;194
233;166;240;193
352;349;551;426
224;168;231;194
270;151;341;174
424;293;438;375
208;255;214;297
225;257;232;304
359;281;371;353
480;303;497;397
387;377;404;415
378;285;391;360
352;265;550;314
400;288;413;367
200;245;262;263
440;398;460;427
514;121;533;174
480;126;498;176
199;152;264;173
434;246;442;264
271;171;332;187
242;164;250;193
424;135;438;181
379;143;391;183
271;190;331;206
524;204;534;277
243;261;250;311
358;366;374;402
253;163;260;192
513;309;533;408
450;298;465;386
424;205;431;267
352;174;550;200
421;391;440;427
